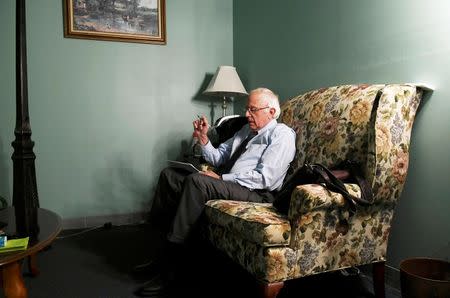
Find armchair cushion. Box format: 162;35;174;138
205;200;291;246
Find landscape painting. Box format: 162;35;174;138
64;0;166;44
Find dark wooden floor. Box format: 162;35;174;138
0;224;402;298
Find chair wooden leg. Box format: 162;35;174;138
372;261;386;298
259;281;284;298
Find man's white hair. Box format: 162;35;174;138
250;87;281;119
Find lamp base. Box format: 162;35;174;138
222;96;227;117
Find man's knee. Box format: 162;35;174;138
160;166;173;179
184;172;211;189
159;167;183;185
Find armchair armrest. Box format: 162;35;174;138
286;183;363;251
287;183;361;221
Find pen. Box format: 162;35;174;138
197;115;204;125
197;115;209;128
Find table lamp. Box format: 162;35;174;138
203;66;248;117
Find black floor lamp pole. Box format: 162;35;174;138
12;0;40;239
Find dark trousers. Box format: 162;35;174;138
149;167;273;244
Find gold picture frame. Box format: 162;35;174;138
64;0;166;45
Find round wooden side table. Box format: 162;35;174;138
0;207;62;298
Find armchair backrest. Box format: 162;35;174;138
280;84;422;204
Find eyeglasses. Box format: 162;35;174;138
244;106;270;114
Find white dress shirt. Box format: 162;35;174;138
201;119;296;191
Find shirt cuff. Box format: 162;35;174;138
221;173;236;182
201;140;215;152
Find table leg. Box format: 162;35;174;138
28;254;40;276
2;261;27;298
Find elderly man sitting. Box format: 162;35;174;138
134;87;296;297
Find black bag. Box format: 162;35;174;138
273;161;373;214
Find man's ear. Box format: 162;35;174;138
269;107;276;118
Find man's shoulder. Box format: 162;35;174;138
274;122;296;135
265;122;295;143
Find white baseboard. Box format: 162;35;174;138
61;212;147;230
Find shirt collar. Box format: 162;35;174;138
253;119;277;135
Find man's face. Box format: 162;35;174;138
245;92;276;131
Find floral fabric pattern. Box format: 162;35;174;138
367;85;423;204
279;84;385;176
204;84;422;284
205;200;291;246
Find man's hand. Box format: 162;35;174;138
193;115;209;145
200;170;221;180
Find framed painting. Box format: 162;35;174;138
64;0;166;44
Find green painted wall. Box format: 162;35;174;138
234;0;450;266
0;0;233;218
1;0;448;268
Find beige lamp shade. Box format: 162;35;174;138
203;66;248;97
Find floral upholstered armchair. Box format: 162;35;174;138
204;84;424;298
